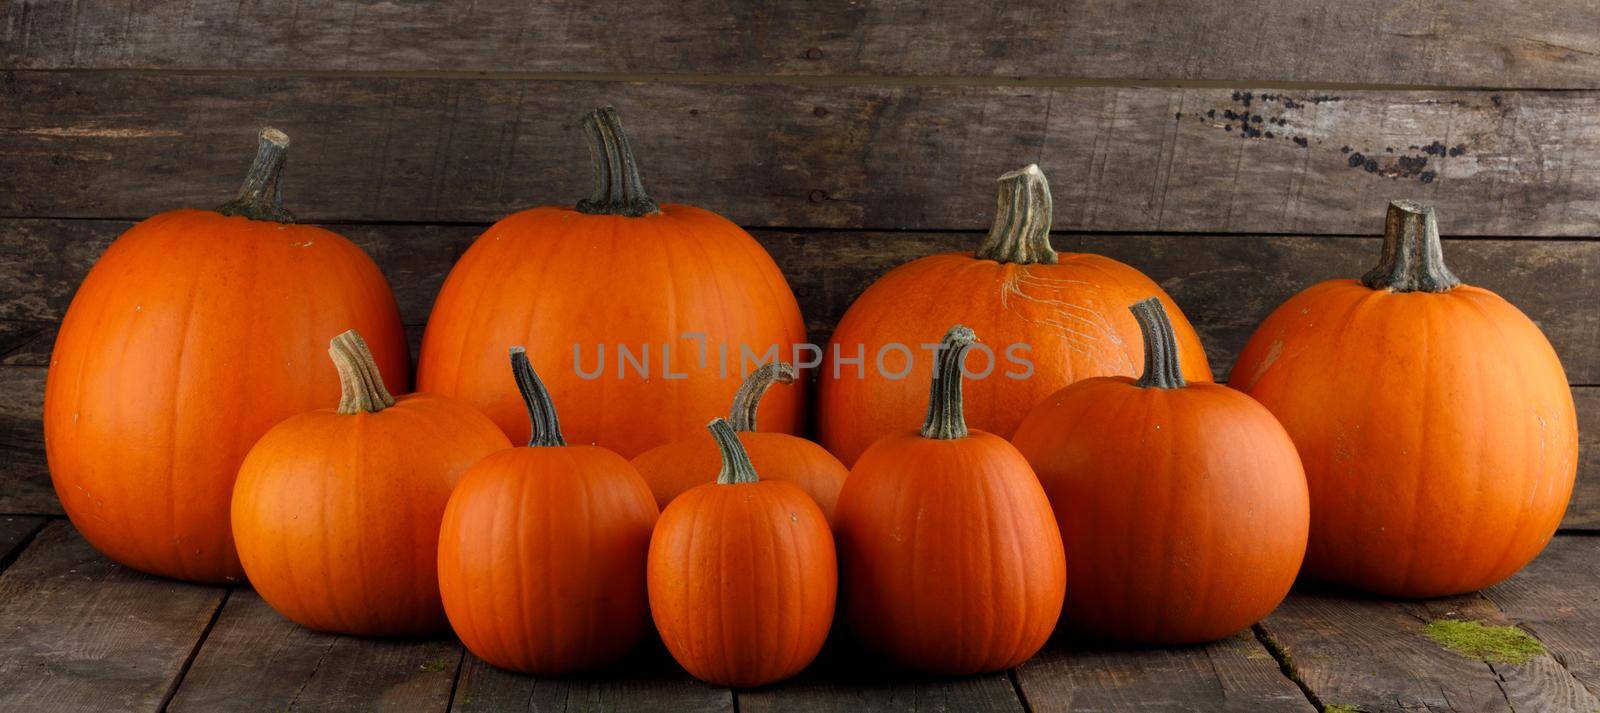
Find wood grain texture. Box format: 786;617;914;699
4;1;1599;88
5;72;1600;235
736;640;1024;713
1482;535;1600;699
1014;633;1313;712
1258;583;1600;713
0;514;44;568
0;521;226;712
167;590;460;712
450;643;731;713
1570;390;1600;529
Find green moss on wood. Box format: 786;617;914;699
420;658;451;673
1422;619;1545;665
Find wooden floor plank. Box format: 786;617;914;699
0;514;44;569
1258;583;1598;713
736;639;1024;713
5;73;1600;236
0;521;226;712
1014;632;1314;712
1482;535;1600;699
166;589;460;712
450;640;731;713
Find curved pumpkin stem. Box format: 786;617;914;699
576;106;660;217
329;329;395;414
215;127;295;223
1131;298;1187;390
920;325;979;440
511;347;566;447
1361;200;1460;293
729;362;797;432
709;418;759;485
975;164;1056;265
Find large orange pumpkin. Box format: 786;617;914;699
231;331;509;635
439;348;660;674
817;164;1210;465
832;325;1065;674
1013;298;1308;644
1232;201;1576;597
417;107;807;458
631;362;847;518
44;129;408;584
648;418;836;688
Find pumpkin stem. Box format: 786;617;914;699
1131;298;1187;390
329;329;395;414
710;418;760;485
729;362;797;432
575;106;660;217
975;164;1057;265
215;127;295;223
920;325;979;440
511;347;566;447
1361;200;1461;293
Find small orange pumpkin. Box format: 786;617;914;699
1013;298;1308;644
631;362;847;519
232;330;509;635
438;348;660;674
832;326;1065;675
648;418;836;688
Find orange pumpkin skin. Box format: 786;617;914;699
648;421;836;688
818;167;1209;466
418;109;805;459
45;132;407;584
833;327;1065;675
1232;203;1577;598
1013;306;1308;643
439;446;659;674
232;359;509;635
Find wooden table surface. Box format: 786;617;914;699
0;517;1593;712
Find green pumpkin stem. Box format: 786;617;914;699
729;362;797;432
975;164;1057;265
575;106;660;217
710;418;759;485
511;347;566;447
215;127;295;223
329;329;395;414
1131;298;1187;390
1361;200;1461;293
920;325;979;440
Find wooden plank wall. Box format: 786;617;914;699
0;0;1595;528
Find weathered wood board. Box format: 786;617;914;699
737;640;1024;713
1483;535;1600;699
451;643;731;713
4;1;1599;89
5;72;1600;235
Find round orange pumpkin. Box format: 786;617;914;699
232;330;509;635
648;418;836;688
418;106;807;458
631;362;847;519
45;129;408;583
439;348;660;674
1232;201;1576;597
832;325;1065;674
818;164;1210;465
1013;298;1308;644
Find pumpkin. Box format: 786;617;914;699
648;417;836;687
44;129;408;583
232;330;509;635
817;165;1210;465
439;348;660;674
1231;201;1576;597
631;362;847;518
1012;298;1308;643
832;325;1065;674
417;106;807;458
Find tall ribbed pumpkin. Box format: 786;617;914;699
832;326;1065;674
1232;201;1577;597
818;165;1209;465
418;107;806;458
44;130;408;583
